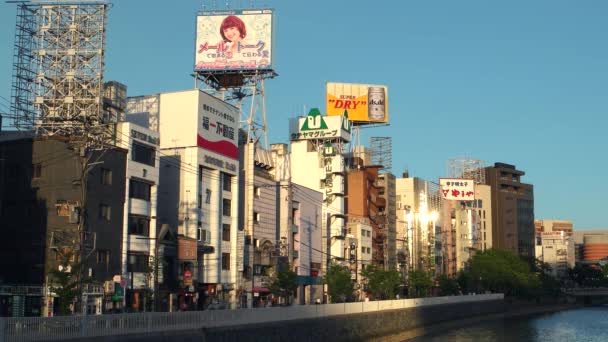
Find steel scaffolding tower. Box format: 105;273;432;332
446;158;486;184
370;136;392;173
10;1;110;144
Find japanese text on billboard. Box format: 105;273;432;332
195;9;273;71
439;178;475;201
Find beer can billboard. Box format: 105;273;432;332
326;82;389;123
195;9;273;71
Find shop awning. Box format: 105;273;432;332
253;287;270;293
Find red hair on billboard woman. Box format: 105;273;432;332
220;15;246;54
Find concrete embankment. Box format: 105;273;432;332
380;301;582;342
71;295;507;342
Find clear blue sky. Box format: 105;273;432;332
1;0;606;229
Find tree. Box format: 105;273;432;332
466;249;540;298
265;266;298;305
408;270;433;298
325;263;354;303
48;249;89;315
437;274;459;296
360;265;401;300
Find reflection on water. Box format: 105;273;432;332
408;306;608;342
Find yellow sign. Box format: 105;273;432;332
326;82;389;123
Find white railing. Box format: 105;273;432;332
0;294;503;342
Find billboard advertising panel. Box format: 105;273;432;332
195;9;273;71
439;178;475;201
289;108;351;142
326;82;389;123
197;91;239;165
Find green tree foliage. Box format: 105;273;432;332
437;274;460;296
48;249;88;315
466;249;540;297
408;270;433;298
360;265;401;300
569;264;607;287
325;263;354;303
265;266;298;304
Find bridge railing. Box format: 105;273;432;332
0;293;503;342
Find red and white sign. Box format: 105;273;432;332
197;92;239;160
439;178;475;201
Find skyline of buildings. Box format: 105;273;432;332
0;1;605;319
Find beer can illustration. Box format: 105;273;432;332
368;86;386;121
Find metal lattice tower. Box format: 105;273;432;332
370;136;392;173
10;1;110;144
446;158;486;184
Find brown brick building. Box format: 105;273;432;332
346;164;385;268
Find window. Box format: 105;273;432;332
222;173;232;192
96;250;110;265
254;186;261;198
197;222;202;241
222;224;231;242
101;168;112;185
130;179;151;201
222;199;231;216
56;200;70;216
33;163;42;179
477;199;483;208
132;142;155;166
128;215;150;236
197;194;202;209
198;165;203;182
99;204;111;221
222;253;231;270
254;212;261;223
367;247;371;254
205;189;211;204
127;253;149;273
361;246;366;254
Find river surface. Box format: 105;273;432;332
408;306;608;342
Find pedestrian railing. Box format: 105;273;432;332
0;293;503;342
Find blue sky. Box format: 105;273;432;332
0;0;606;229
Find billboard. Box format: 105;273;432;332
289;108;351;142
195;9;273;71
439;178;475;201
197;91;239;167
326;82;389;123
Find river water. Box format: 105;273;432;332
408;306;608;342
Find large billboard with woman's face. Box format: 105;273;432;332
195;9;273;71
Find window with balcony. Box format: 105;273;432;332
128;215;150;236
127;253;149;273
132;142;155;166
130;179;151;201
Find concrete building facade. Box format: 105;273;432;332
484;163;535;258
395;176;442;277
0;136;127;316
114;122;161;312
130;89;242;309
289;110;351;287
